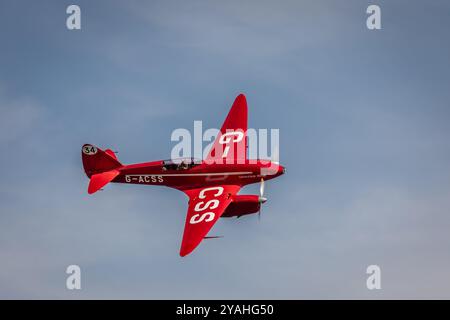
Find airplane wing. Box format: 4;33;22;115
179;185;241;256
205;94;248;164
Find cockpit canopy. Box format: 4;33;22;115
162;158;202;171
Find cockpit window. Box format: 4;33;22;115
162;158;201;171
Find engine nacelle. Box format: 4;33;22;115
222;195;261;218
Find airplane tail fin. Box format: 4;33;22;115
81;144;123;194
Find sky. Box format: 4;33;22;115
1;0;450;299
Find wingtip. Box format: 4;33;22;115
236;93;246;101
233;93;247;111
179;250;191;257
179;244;196;257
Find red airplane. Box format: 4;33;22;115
82;94;285;256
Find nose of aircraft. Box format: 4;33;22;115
279;165;286;175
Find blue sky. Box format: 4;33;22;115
1;0;450;298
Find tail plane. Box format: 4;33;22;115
82;144;122;194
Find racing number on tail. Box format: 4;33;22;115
82;145;97;155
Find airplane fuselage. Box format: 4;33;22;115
112;159;285;190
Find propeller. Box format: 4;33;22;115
258;178;267;220
258;141;279;219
